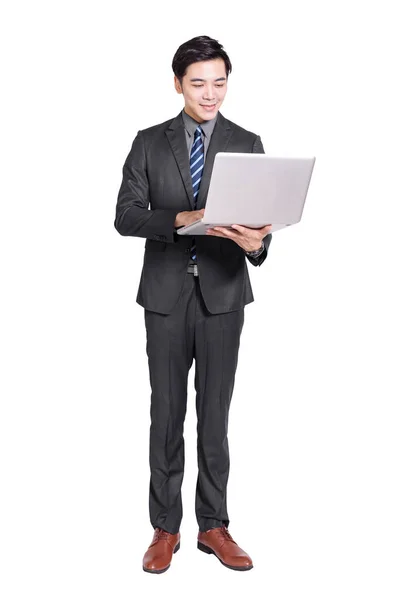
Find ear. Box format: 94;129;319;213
174;76;183;94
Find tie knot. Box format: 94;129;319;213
195;125;203;138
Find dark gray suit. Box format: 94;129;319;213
115;111;272;533
115;111;272;315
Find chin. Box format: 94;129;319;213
199;107;219;120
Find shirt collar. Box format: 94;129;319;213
181;108;218;139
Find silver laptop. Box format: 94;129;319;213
177;153;316;235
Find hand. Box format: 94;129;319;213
175;208;205;228
206;223;272;252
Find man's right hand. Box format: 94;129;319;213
175;209;205;228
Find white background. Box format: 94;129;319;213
1;1;399;598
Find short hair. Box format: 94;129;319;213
172;35;232;82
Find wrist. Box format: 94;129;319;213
174;212;184;228
245;240;265;256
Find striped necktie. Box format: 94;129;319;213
190;125;204;261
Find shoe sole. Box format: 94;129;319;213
197;541;253;571
142;541;180;574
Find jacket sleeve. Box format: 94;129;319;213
114;131;179;243
245;135;273;267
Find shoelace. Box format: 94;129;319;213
215;527;235;543
154;528;170;542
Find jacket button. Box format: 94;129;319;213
185;248;190;253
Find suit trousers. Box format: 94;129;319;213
144;271;245;534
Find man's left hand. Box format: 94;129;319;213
206;224;272;252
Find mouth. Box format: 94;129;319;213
200;103;217;111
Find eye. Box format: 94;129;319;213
215;84;224;87
193;84;203;87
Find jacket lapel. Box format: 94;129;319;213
165;111;233;210
165;114;194;209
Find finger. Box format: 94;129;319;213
206;228;226;235
213;227;239;238
232;223;271;233
206;230;224;238
207;227;227;237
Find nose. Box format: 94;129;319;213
202;84;215;101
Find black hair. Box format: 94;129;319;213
172;35;232;82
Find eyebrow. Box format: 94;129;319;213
189;77;227;82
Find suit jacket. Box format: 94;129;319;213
114;111;272;315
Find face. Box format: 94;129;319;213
174;58;228;122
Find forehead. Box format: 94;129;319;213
184;58;226;80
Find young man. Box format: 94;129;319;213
114;35;272;573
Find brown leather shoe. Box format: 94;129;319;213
198;526;253;571
142;528;180;574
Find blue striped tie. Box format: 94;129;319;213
190;125;204;261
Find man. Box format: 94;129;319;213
114;35;272;573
